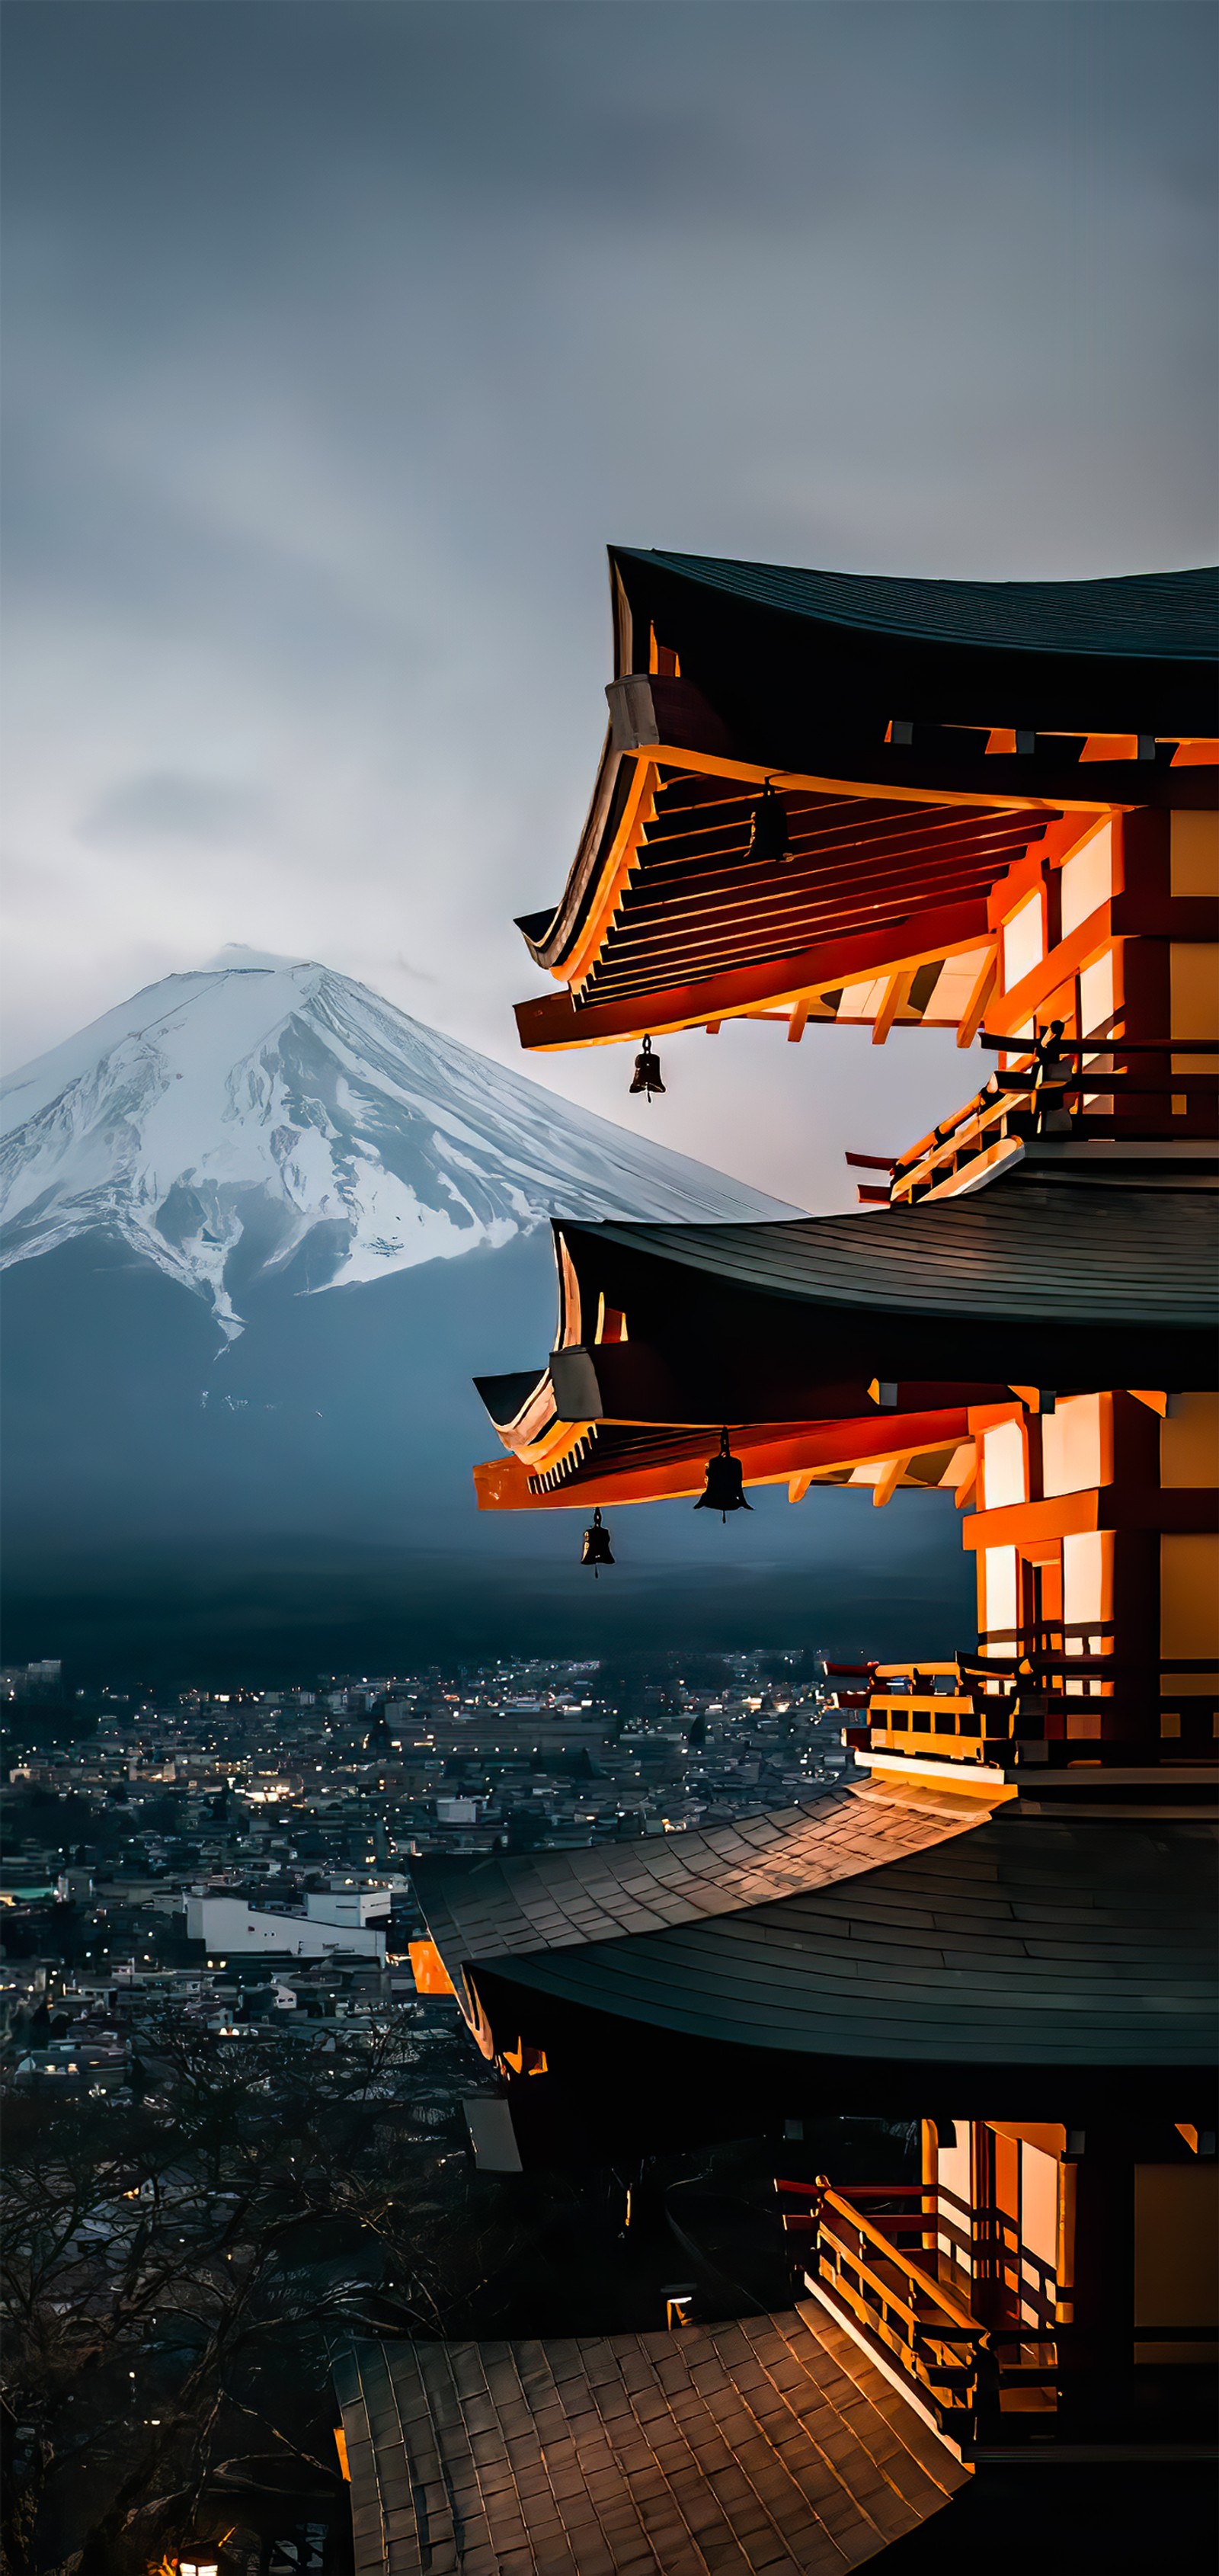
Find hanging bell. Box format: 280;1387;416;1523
629;1034;666;1101
745;778;792;865
695;1428;753;1522
581;1507;615;1575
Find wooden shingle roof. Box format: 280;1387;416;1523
413;1783;989;1973
616;551;1219;666
565;1184;1219;1331
336;2302;968;2576
475;1810;1218;2070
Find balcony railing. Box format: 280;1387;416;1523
875;1038;1219;1205
778;2178;1059;2440
779;2176;1219;2446
824;1657;1218;1769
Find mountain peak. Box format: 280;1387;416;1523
1;959;798;1336
199;943;316;973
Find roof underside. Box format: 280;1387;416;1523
511;549;1216;1047
536;769;1047;1004
466;1811;1218;2068
473;1408;971;1508
336;2308;968;2576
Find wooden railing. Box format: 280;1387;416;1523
824;1656;1218;1767
778;2177;1061;2433
883;1040;1219;1205
780;2175;1219;2446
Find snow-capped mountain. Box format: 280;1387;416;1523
1;950;795;1332
2;954;968;1680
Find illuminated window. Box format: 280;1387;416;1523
1060;825;1113;937
1002;892;1043;994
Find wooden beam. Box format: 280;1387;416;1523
787;1000;810;1043
514;899;996;1048
635;737;1108;818
872;1453;910;1507
789;1470;814;1501
955;947;998;1049
871;970;912;1046
474;1407;972;1511
565;758;658;991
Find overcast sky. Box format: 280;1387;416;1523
3;0;1216;1208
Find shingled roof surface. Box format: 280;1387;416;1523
469;1811;1218;2068
336;2302;968;2576
615;549;1219;662
566;1183;1219;1329
412;1783;988;1972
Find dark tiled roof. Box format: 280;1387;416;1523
485;1811;1218;2068
413;1784;987;1972
336;2302;967;2576
569;1182;1219;1329
616;549;1219;663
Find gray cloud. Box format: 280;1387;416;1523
2;1;1215;1203
84;772;267;846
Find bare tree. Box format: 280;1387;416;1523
2;2011;504;2576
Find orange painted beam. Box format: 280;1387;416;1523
474;1407;970;1511
514;897;994;1050
961;1493;1099;1549
625;739;1107;819
963;1488;1218;1547
871;969;912;1047
565;758;658;989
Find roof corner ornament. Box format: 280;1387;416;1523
629;1034;666;1101
695;1427;753;1521
746;777;792;865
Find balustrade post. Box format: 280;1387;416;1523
971;2330;1002;2446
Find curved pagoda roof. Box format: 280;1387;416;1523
613;549;1218;666
414;1794;1217;2089
412;1782;984;1968
336;2308;969;2576
513;546;1217;1050
472;1184;1218;1504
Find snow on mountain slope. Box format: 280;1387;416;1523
0;953;798;1332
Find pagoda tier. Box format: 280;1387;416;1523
471;1187;1217;1773
405;1785;1217;2455
410;1786;1215;2159
510;549;1217;1052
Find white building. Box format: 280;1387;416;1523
184;1895;386;1960
304;1889;390;1928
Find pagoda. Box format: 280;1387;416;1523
341;555;1218;2568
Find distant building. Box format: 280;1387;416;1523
304;1888;390;1927
184;1895;386;1960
